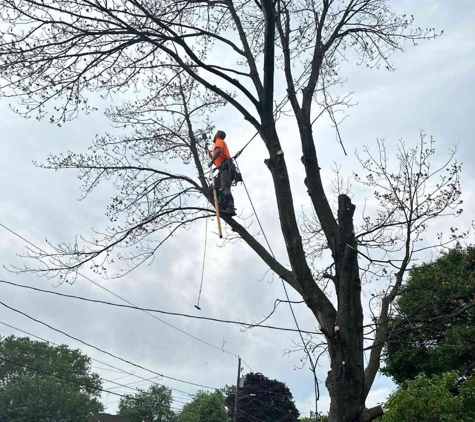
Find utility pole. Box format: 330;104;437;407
233;356;241;422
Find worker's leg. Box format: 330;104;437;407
220;165;235;215
214;173;222;191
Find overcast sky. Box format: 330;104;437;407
1;0;474;417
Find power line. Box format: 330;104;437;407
0;351;139;397
0;319;308;419
0;356;199;416
0;355;139;401
0;279;318;335
0;320;195;398
2;177;313;416
0;300;217;390
0;222;253;371
237;408;268;422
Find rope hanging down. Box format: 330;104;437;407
0;222;253;372
239;184;321;415
195;217;208;310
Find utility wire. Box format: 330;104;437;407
0;356;203;417
0;222;253;371
0;320;307;418
0;279;318;335
0;320;195;398
0;355;143;401
22;353;186;401
0;300;217;390
237;408;268;422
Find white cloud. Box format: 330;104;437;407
366;387;393;408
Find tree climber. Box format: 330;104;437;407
208;130;236;216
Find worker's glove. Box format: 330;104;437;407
208;161;213;168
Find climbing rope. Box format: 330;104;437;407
194;217;208;310
237;168;321;415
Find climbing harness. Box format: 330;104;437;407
211;158;242;217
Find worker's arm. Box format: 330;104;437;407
206;143;213;159
209;147;222;167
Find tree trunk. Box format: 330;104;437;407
326;195;365;422
326;328;365;422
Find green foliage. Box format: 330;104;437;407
299;411;328;421
381;372;475;422
179;391;228;422
383;246;475;384
0;335;103;422
119;384;177;422
225;372;299;422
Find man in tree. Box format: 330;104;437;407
0;1;467;420
0;335;103;421
207;130;236;215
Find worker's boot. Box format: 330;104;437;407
222;193;236;216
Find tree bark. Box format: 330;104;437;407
326;195;365;422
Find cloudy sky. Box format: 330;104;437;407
1;0;474;417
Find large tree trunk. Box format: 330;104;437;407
326;195;365;422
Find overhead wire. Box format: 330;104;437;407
0;300;217;390
0;222;253;371
0;356;206;417
0;279;318;335
0;320;195;398
0;355;146;401
0;319;309;418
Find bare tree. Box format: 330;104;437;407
0;1;464;420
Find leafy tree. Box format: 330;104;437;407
383;246;475;385
0;335;103;422
226;372;299;422
119;384;177;422
179;391;228;422
0;0;464;420
381;372;475;422
300;411;328;422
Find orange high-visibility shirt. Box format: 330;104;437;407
213;138;231;168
